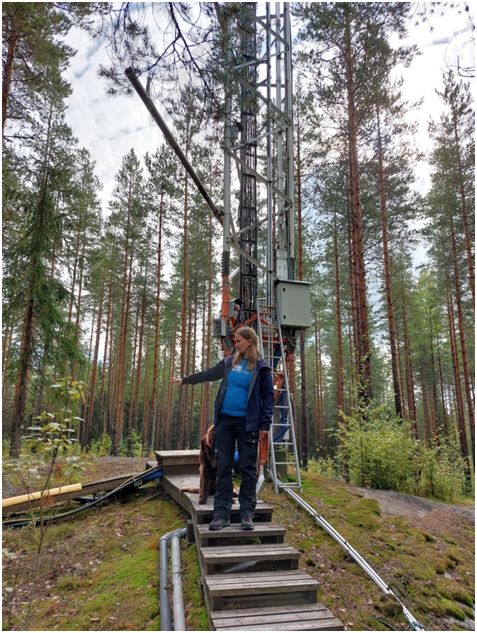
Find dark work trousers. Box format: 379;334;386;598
213;414;259;520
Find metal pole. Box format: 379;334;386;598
159;534;171;630
274;4;288;281
125;67;223;225
238;3;258;323
266;3;274;306
221;11;232;328
171;534;186;631
159;527;187;631
284;3;296;278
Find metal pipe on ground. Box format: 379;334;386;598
280;485;425;631
159;527;187;631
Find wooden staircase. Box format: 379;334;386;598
155;450;343;631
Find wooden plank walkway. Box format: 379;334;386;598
3;472;141;516
155;450;343;631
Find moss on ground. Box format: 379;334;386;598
3;466;474;632
181;543;209;631
3;487;187;631
261;470;474;631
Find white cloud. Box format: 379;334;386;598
64;27;163;213
63;6;474;219
391;5;475;176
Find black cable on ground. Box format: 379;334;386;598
3;466;163;529
374;616;396;630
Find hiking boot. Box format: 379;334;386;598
208;516;230;531
241;515;254;531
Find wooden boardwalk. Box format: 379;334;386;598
155;450;343;631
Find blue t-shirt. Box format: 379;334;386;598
220;359;253;417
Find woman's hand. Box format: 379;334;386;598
170;376;183;385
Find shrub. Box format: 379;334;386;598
336;406;466;501
88;433;112;456
118;429;143;457
307;457;338;479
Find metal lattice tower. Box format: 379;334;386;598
238;3;258;324
220;3;302;490
124;2;305;488
221;2;296;322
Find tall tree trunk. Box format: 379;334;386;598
449;213;474;452
436;334;449;438
401;285;417;432
179;170;190;448
149;191;164;450
101;270;113;435
68;226;81;324
157;341;170;450
396;337;408;420
346;187;359;404
84;280;105;446
112;188;133;454
132;280;147;434
85;303;97;384
106;309;116;438
167;329;178;449
451;110;475;304
333;212;345;425
199;296;209;438
2;323;13;427
344;7;372;406
313;313;326;454
447;289;469;462
187;282;198;449
2;19;19;135
376;106;402;417
199;212;214;438
9;107;54;456
10;296;34;456
428;317;440;445
141;325;152;454
71;239;86;379
421;374;431;448
127;291;141;435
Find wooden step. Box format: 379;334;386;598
155;449;200;466
201;543;299;573
193;499;274;524
155;450;200;475
211;603;344;630
196;522;285;545
204;570;318;611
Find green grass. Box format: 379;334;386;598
3;490;187;631
262;469;475;631
3;467;474;632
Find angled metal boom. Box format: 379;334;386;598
125;67;223;225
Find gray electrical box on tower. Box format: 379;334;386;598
275;280;312;328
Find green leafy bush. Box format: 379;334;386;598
88;433;112;456
336;406;466;501
118;429;143;457
24;378;85;456
307;457;338;479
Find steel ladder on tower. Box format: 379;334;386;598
257;298;302;493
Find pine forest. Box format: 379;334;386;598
2;2;475;501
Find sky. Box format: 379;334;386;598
63;2;475;213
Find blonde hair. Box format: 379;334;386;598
232;326;260;369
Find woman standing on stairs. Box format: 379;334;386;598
171;326;274;531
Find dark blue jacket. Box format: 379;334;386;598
181;356;274;432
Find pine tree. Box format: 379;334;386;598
5;103;82;455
